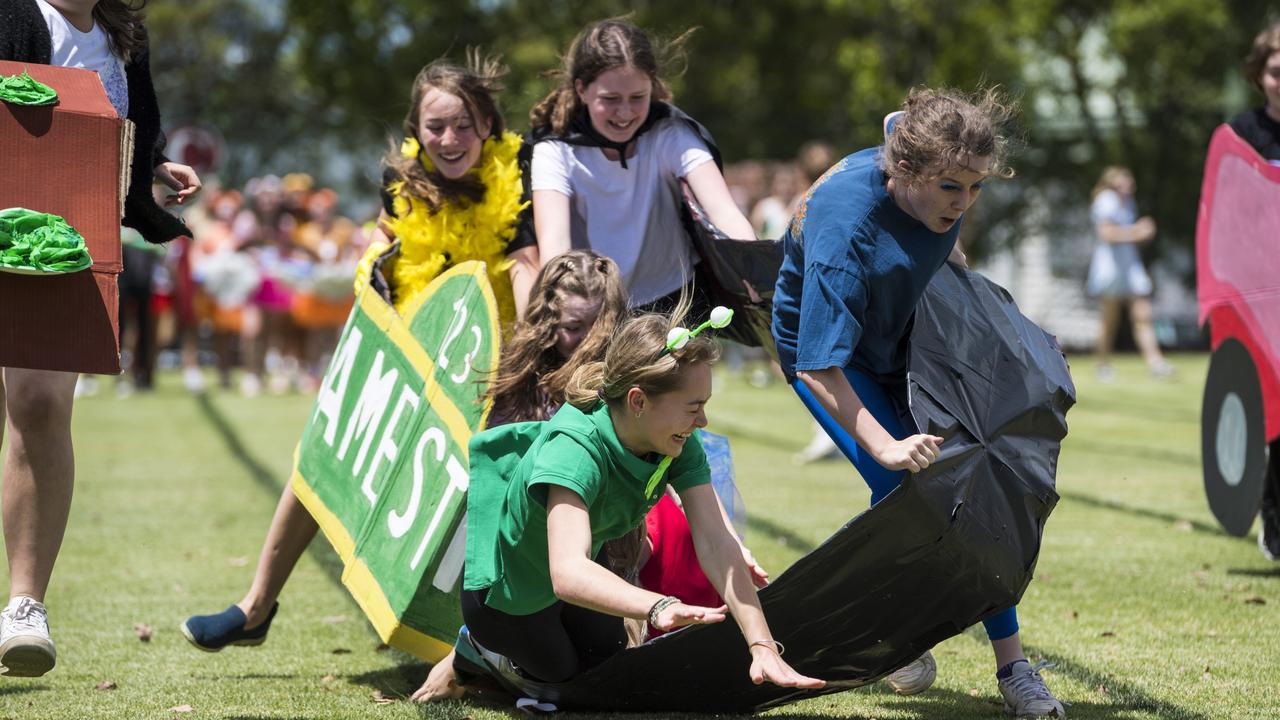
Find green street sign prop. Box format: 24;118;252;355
291;261;499;662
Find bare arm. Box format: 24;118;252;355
533;190;573;265
1097;217;1155;244
546;487;725;626
681;484;824;688
795;367;942;473
506;245;540;320
685;162;756;240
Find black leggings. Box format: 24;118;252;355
461;588;626;683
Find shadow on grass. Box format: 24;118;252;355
348;662;519;714
746;515;818;554
708;418;804;455
193;394;348;594
1017;646;1208;720
1058;490;1223;536
1074;395;1199;426
1063;438;1199;468
1226;565;1280;578
0;683;47;697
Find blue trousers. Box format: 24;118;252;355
791;367;1020;641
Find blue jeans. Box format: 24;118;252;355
791;367;1019;641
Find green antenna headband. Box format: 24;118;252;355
664;306;734;353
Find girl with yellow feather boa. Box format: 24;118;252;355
180;52;540;657
367;52;538;321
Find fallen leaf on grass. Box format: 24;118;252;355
228;556;249;567
331;648;351;655
95;681;117;691
1095;683;1108;695
322;615;348;625
167;705;194;713
1173;519;1193;532
1099;630;1116;637
134;623;154;642
321;674;338;683
1202;665;1212;679
371;690;396;705
968;688;980;697
1244;595;1267;605
375;642;391;652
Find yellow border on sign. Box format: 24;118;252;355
343;556;453;663
358;292;472;446
394;260;501;438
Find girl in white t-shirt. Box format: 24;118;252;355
529;19;756;312
0;0;200;679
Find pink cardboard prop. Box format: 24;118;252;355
1197;124;1280;536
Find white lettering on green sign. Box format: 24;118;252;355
337;351;398;479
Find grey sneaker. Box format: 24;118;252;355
0;597;56;677
998;660;1065;718
885;650;937;695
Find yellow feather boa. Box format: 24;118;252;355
382;130;527;323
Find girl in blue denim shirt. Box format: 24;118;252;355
771;88;1065;719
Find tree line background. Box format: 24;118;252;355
144;0;1273;269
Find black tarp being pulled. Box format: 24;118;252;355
461;241;1076;712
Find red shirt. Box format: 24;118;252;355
640;495;722;636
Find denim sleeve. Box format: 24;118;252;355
793;260;868;373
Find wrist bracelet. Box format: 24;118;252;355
647;595;680;626
749;639;785;656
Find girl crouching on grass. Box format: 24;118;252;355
449;302;824;690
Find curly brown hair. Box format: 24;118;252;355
487;251;628;424
383;50;507;215
882;87;1018;184
1244;24;1280;92
529;17;693;135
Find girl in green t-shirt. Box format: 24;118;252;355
456;305;824;690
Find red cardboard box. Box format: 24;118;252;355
0;61;134;374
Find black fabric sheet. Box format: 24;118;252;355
461;234;1076;713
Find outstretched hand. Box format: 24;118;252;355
748;644;825;689
652;602;727;633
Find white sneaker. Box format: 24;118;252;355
885;650;937;695
792;426;839;465
0;597;56;677
998;660;1065;718
183;366;206;394
240;373;262;398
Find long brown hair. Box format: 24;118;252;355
882;87;1018;184
93;0;148;64
487;251;628;423
528;17;693;135
383;50;507;215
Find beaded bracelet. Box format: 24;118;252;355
647;595;680;627
749;639;786;656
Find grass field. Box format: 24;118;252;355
0;353;1276;720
